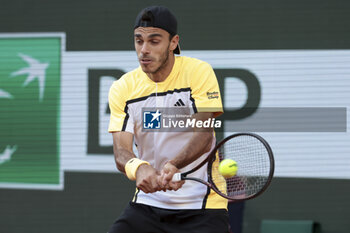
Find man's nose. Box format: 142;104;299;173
141;42;150;54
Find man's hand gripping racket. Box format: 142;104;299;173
172;133;275;201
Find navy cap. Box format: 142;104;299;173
134;6;180;54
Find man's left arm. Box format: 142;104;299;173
159;112;214;190
160;61;223;190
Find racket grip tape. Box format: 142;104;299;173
172;173;182;182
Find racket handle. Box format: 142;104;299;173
172;173;182;182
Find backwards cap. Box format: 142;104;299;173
134;6;180;54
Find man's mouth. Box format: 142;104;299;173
140;58;153;65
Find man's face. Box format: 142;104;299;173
134;27;173;74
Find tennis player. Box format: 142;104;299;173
108;5;229;233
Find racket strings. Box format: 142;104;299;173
211;135;271;199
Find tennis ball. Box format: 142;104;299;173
219;159;238;178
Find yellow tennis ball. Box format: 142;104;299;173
219;159;238;178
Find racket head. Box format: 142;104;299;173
208;133;274;201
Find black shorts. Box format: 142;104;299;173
108;202;230;233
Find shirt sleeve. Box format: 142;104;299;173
190;61;223;118
108;79;134;133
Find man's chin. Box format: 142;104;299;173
140;64;155;74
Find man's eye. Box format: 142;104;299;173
151;40;159;44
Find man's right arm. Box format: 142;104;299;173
112;131;164;193
112;131;135;173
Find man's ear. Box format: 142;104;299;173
170;35;179;52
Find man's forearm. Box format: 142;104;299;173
169;130;213;169
112;131;137;173
114;148;136;173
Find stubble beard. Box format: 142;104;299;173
151;47;170;75
141;44;170;75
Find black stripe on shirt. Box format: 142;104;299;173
125;87;192;105
189;92;198;114
121;105;129;131
201;186;211;209
133;188;141;203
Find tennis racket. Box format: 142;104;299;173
172;133;274;201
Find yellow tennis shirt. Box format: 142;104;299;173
109;56;227;209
